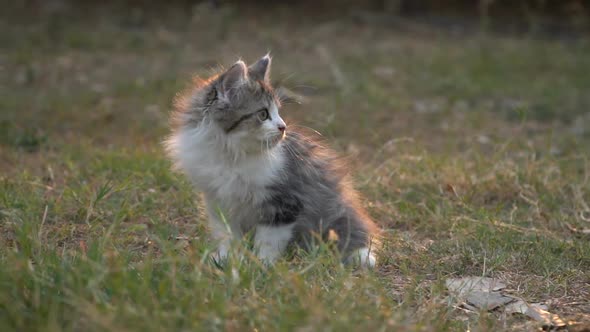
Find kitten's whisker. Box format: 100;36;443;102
292;84;318;90
289;124;323;137
283;139;309;167
277;72;296;84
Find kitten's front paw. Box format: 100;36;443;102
209;245;230;266
255;246;282;266
256;252;278;266
347;247;377;269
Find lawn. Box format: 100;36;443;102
1;2;589;331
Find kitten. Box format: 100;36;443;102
165;55;379;268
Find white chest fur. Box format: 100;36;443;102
167;125;285;209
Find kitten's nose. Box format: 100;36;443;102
277;124;286;132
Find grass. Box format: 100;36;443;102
1;2;589;331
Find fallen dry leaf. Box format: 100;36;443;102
505;300;548;314
446;277;507;297
446;277;515;311
565;223;590;235
465;291;514;311
505;300;567;330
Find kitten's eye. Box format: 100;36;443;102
257;108;269;121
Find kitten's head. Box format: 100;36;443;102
176;55;286;154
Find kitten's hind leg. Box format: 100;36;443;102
254;224;295;264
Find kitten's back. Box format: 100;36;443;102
265;130;379;257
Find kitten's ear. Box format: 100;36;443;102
218;60;247;100
248;54;271;82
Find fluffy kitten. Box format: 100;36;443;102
165;55;379;267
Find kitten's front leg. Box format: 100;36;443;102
254;224;295;264
204;202;234;263
208;217;232;262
